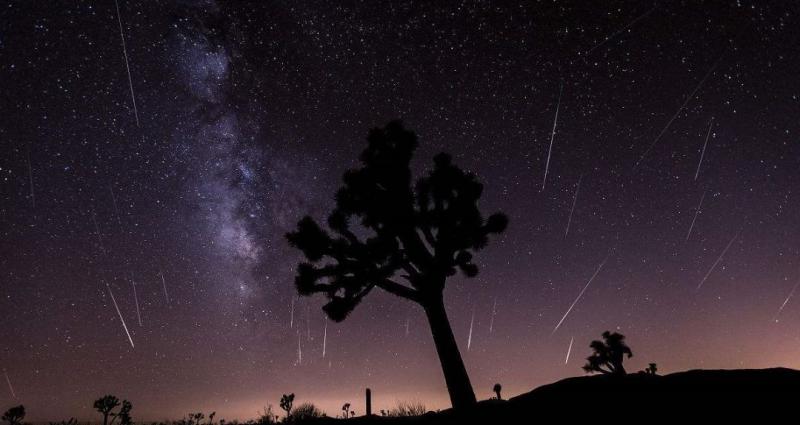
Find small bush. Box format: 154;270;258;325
291;403;322;421
386;400;426;417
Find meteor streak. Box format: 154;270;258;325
565;175;583;237
553;252;612;334
296;332;302;366
3;370;16;399
584;6;657;56
541;84;563;192
685;190;706;241
773;281;800;322
695;117;714;180
160;271;170;304
107;283;135;348
697;231;740;291
322;317;328;358
634;55;723;170
488;298;497;334
114;0;140;126
109;185;123;228
130;274;142;326
467;307;475;351
289;297;295;329
565;336;574;364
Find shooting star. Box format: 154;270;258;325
3;370;16;399
405;317;410;337
541;83;563;192
553;252;612;334
488;298;497;334
564;175;583;237
113;0;140;126
91;209;106;253
109;184;123;229
467;307;475;351
160;271;170;304
685;190;706;241
584;5;657;56
296;332;302;366
130;274;142;326
697;231;740;291
322;317;328;358
26;144;35;208
289;297;295;329
106;283;135;348
634;55;724;170
695;117;714;180
773;280;800;322
565;336;574;364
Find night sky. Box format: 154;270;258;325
2;0;800;420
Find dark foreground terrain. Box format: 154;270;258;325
313;368;800;423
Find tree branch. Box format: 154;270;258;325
376;279;419;302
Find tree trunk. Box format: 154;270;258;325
423;295;477;409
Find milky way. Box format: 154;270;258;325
1;1;800;420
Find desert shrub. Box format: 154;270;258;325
290;403;322;422
2;406;25;425
254;406;277;425
386;400;426;417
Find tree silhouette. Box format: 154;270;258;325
286;121;507;409
93;396;120;425
2;405;25;425
341;403;350;419
279;393;294;418
583;331;633;376
493;383;502;400
113;400;133;425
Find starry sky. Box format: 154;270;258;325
2;0;799;420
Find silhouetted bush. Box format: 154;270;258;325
644;363;658;375
583;331;633;376
2;406;25;425
290;403;322;422
386;400;426;417
254;406;277;425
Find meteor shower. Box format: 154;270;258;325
2;1;799;423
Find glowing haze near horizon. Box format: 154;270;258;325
2;0;800;420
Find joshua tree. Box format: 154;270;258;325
644;363;658;375
341;403;351;419
2;405;25;425
93;396;120;425
286;121;508;409
113;400;133;425
492;383;502;400
583;331;633;376
279;394;294;418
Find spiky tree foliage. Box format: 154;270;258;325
583;331;633;376
113;400;133;425
93;396;120;425
286;121;508;409
2;405;25;425
279;394;294;418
